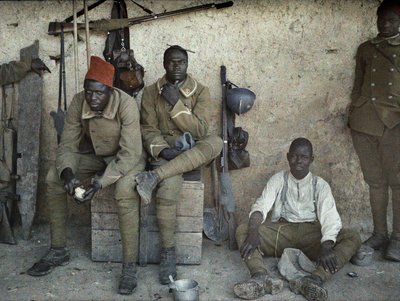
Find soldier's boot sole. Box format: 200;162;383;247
233;275;283;300
289;278;328;301
233;280;266;300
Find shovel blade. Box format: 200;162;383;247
203;208;229;242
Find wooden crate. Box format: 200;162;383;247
91;181;204;264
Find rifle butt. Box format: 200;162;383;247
227;212;238;250
48;22;86;35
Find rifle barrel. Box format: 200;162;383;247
48;1;233;35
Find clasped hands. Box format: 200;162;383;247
161;81;180;106
61;168;102;204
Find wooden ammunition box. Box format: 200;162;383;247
91;181;204;264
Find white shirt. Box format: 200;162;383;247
249;171;342;243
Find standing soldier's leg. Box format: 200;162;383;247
351;130;389;249
382;124;400;261
114;168;143;294
387;188;400;260
155;174;183;284
27;154;106;276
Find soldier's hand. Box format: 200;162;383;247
240;232;261;260
161;82;180;106
61;168;80;196
80;179;102;203
318;240;338;274
160;148;182;161
31;58;51;76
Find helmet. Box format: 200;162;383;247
226;88;256;115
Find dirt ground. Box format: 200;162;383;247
0;224;399;301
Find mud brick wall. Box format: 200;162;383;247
0;1;385;238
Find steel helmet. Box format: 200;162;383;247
226;88;256;115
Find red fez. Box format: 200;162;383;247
85;56;115;87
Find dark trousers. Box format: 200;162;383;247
352;127;400;240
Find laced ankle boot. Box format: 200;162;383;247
159;247;177;285
118;262;137;295
27;247;70;276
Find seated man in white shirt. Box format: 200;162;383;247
234;137;361;301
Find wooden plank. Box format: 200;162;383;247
91;230;122;262
92;230;202;264
16;41;42;239
93;212;203;232
91;185;116;213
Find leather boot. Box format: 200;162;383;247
289;275;328;301
118;262;137;295
27;247;70;276
385;239;400;261
363;234;389;250
136;171;161;205
233;272;283;300
159;247;177;285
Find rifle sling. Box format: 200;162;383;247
58;25;67;112
64;0;107;23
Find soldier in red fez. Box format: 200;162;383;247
27;56;145;295
348;0;400;261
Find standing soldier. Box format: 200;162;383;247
348;0;400;261
136;45;222;284
27;56;145;295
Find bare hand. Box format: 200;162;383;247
240;232;261;260
160;148;182;161
161;82;180;106
31;58;51;75
318;241;338;274
61;168;80;196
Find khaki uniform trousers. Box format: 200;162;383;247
152;135;222;248
236;220;361;282
351;127;400;240
46;153;143;263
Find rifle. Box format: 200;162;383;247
0;86;19;244
48;1;234;35
220;65;237;250
50;25;67;144
0;191;19;244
